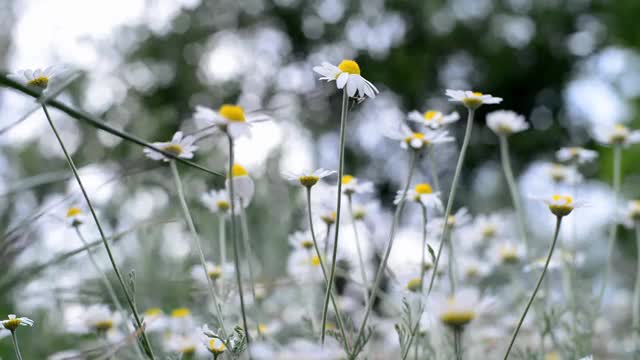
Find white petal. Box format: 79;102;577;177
336;72;349;89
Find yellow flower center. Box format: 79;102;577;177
93;320;114;332
353;208;366;220
549;194;574;217
337;60;361;75
27;76;49;89
301;239;314;249
631;201;640;221
258;324;268;334
299;175;320;187
219;104;246;122
440;309;476;327
162;143;184;156
471;92;483;96
144;308;162;316
230;163;248;178
2;319;22;331
406;277;422;293
66;207;82;218
216;200;230;211
552;194;572;204
171;308;191;318
500;246;520;264
481;225;496;238
310;255;321;266
181;345;196;354
446;215;456;227
462;91;485;109
415;183;433;195
544;352;561;360
423;110;439;121
341;175;355;185
208;339;226;354
208;266;223;280
465;266;479;278
405;132;426;143
321;211;337;225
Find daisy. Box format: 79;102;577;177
65;206;85;227
430;288;492;329
470;212;512;242
489;241;526;265
143;131;197;162
556;146;598;164
1;314;34;331
204;337;226;358
166;333;198;356
429;208;472;234
193;104;269;139
225;163;255;208
536;194;583;217
486;110;529;136
621;200;640;229
288;230;318;251
7;66;65;90
445;90;502;110
83;305;120;334
170;308;195;334
282;168;336;188
386;121;454;151
594;123;640;147
545;162;583;185
341;175;374;196
201;189;232;214
191;261;235;283
287;249;324;283
141;308;168;333
313;59;379;99
408;109;460;130
395;183;443;213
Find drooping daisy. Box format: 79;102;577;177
282;168;336;188
193;104;269;139
386;121;454;151
143;131;197;162
621;200;640;229
1;314;34;331
536;194;583;217
395;183;443;213
7;66;65;90
313;60;379;99
341;175;374;196
486;110;529;136
594;124;640;147
408;109;460;130
225;164;255;208
556;146;598;164
66;206;85;227
201;189;232;214
445;90;503;110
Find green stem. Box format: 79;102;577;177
454;327;463;360
427;109;475;296
633;225;640;354
503;216;563;359
320;89;349;344
307;188;351;352
41;105;156;359
446;230;456;295
239;209;258;302
219;215;227;265
226;134;250;345
600;145;622;306
428;150;441;193
347;195;369;307
10;331;23;360
498;135;529;253
170;160;227;337
353;151;417;349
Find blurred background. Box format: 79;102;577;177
1;0;640;357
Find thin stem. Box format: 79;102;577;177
347;195;369;307
427;109;475;296
226;134;250;345
633;225;640;354
323;224;332;261
600;145;622;305
41;105;156;359
428;150;441;193
498;135;529;253
307;188;351;352
446;230;456;295
240;209;258;302
503;216;563;359
170;160;227;337
219;215;227;265
353;151;417;348
10;332;23;360
454;328;463;360
321;89;349;344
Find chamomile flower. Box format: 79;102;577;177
190;261;235;283
170;308;195;334
204;337;227;358
143;131;197;162
523;254;563;273
386;121;454;151
445;90;503;110
288;230;318;251
251;321;283;338
486;110;529;136
395;183;443;213
621;200;640;228
429;208;472;234
287;249;323;283
341;175;374;196
556;147;598;164
194;104;270;139
594;124;640;147
141;308;168;333
431;288;492;328
83;305;120;334
408;109;460;130
201;189;233;214
470;213;512;242
225;164;255;208
313;60;379;99
545;162;583;185
536;194;583;217
282;168;336;188
1;314;34;331
7;66;65;90
489;241;527;265
65;206;85;227
166;333;198;356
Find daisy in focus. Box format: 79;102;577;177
556;146;598;164
394;182;443;213
407;109;460;130
486;110;529;136
225;163;255;208
143;131;197;162
594;124;640;147
313;59;379;99
1;314;34;331
445;90;503;110
8;66;65;90
193;104;269;139
536;194;583;217
282;168;335;188
386;121;454;151
65;206;85;227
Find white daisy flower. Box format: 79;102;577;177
287;249;323;283
594;124;640;147
169;308;194;334
445;89;503;110
7;66;65;90
143;131;197;162
190;261;235;283
201;189;233;214
394;183;443;213
523;254;563;273
65;206;85;227
458;254;492;280
535;194;584;217
407;110;460;130
193;104;269;139
430;288;493;328
1;314;34;331
470;212;512;242
386;121;455;151
288;230;317;251
486;110;529;136
203;336;227;357
166;333;198;356
83;305;121;334
251;320;283;338
282;168;335;188
341;175;374;196
489;240;527;265
555;147;598;164
313;60;379;99
225;164;255;208
621;200;640;229
429;207;472;234
141;308;168;333
545;162;583;185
